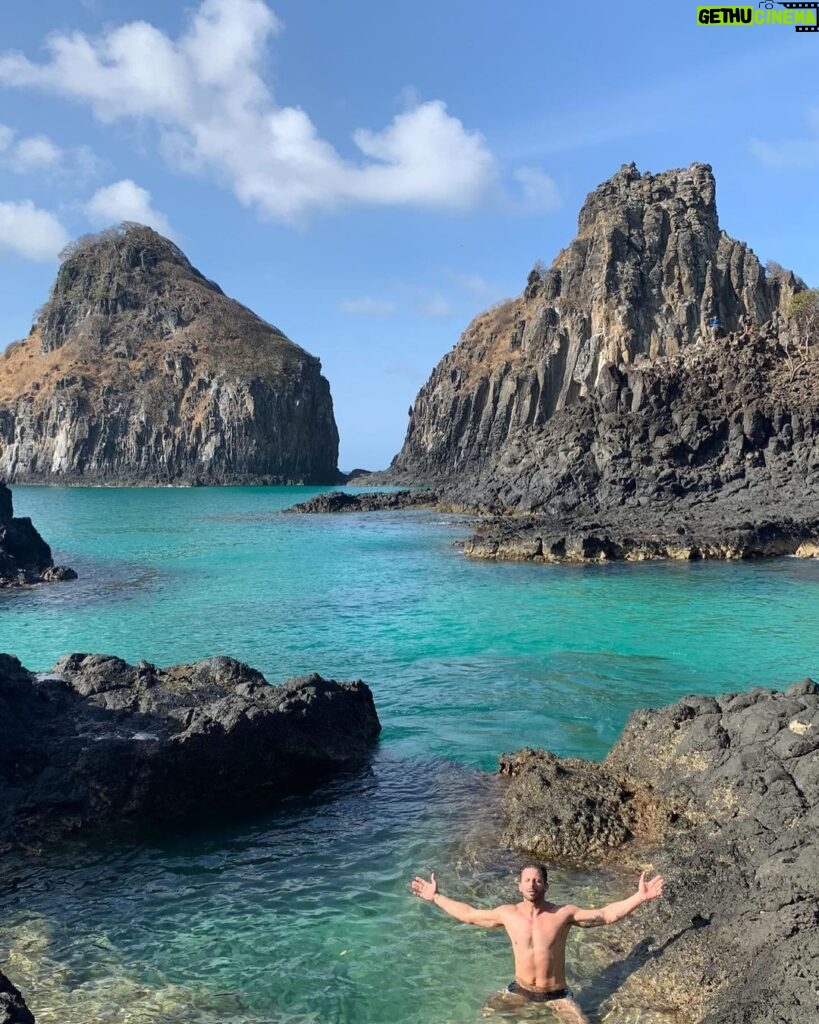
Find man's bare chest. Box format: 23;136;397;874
505;913;565;950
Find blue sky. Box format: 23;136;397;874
1;0;817;470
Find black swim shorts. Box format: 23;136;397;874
506;982;572;1002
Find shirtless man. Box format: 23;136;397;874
412;863;664;1022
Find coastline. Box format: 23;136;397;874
498;681;819;1023
4;673;815;1023
3;488;818;1023
284;489;819;565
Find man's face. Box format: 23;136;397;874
518;868;546;902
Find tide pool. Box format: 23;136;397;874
2;486;818;1023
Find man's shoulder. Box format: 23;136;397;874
547;901;577;919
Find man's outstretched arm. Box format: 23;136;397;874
411;872;504;928
569;871;664;928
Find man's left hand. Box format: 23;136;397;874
638;871;664;902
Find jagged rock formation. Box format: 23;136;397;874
453;319;819;559
0;225;339;484
499;680;819;1024
0;652;380;849
458;322;819;517
0;482;76;586
384;164;814;521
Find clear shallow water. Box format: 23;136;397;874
2;486;819;1023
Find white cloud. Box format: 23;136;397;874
0;124;64;172
453;272;496;298
512;166;561;213
339;296;397;316
749;136;819;170
85;179;173;236
418;295;452;319
350;101;495;209
10;135;62;171
0;0;499;222
0;200;69;260
750;106;819;170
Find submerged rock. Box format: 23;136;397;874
499;682;819;1023
0;483;76;587
0;653;380;847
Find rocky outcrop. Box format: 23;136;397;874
0;653;380;848
499;681;819;1024
381;165;816;528
0;225;339;484
287;489;439;514
457;318;819;560
0;972;34;1024
462;510;819;564
288;325;819;562
0;483;76;586
451;323;819;517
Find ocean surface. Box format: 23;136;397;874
2;485;818;1024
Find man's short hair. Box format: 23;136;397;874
519;862;548;883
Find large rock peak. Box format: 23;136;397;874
0;223;340;485
528;161;784;367
576;161;717;235
39;223;230;355
388;162;803;486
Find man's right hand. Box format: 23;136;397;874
411;872;438;901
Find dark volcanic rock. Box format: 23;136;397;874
0;653;381;847
0;225;340;485
454;325;819;522
385;163;800;491
338;468;373;484
373;164;819;559
499;683;819;1024
0;483;76;587
0;972;34;1024
286;489;438;513
463;508;819;564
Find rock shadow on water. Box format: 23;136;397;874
576;926;702;1023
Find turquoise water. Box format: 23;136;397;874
2;486;819;1023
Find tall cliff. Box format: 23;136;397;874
0;225;339;484
387;163;808;510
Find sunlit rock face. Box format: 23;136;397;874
385;163;807;513
0;224;340;485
